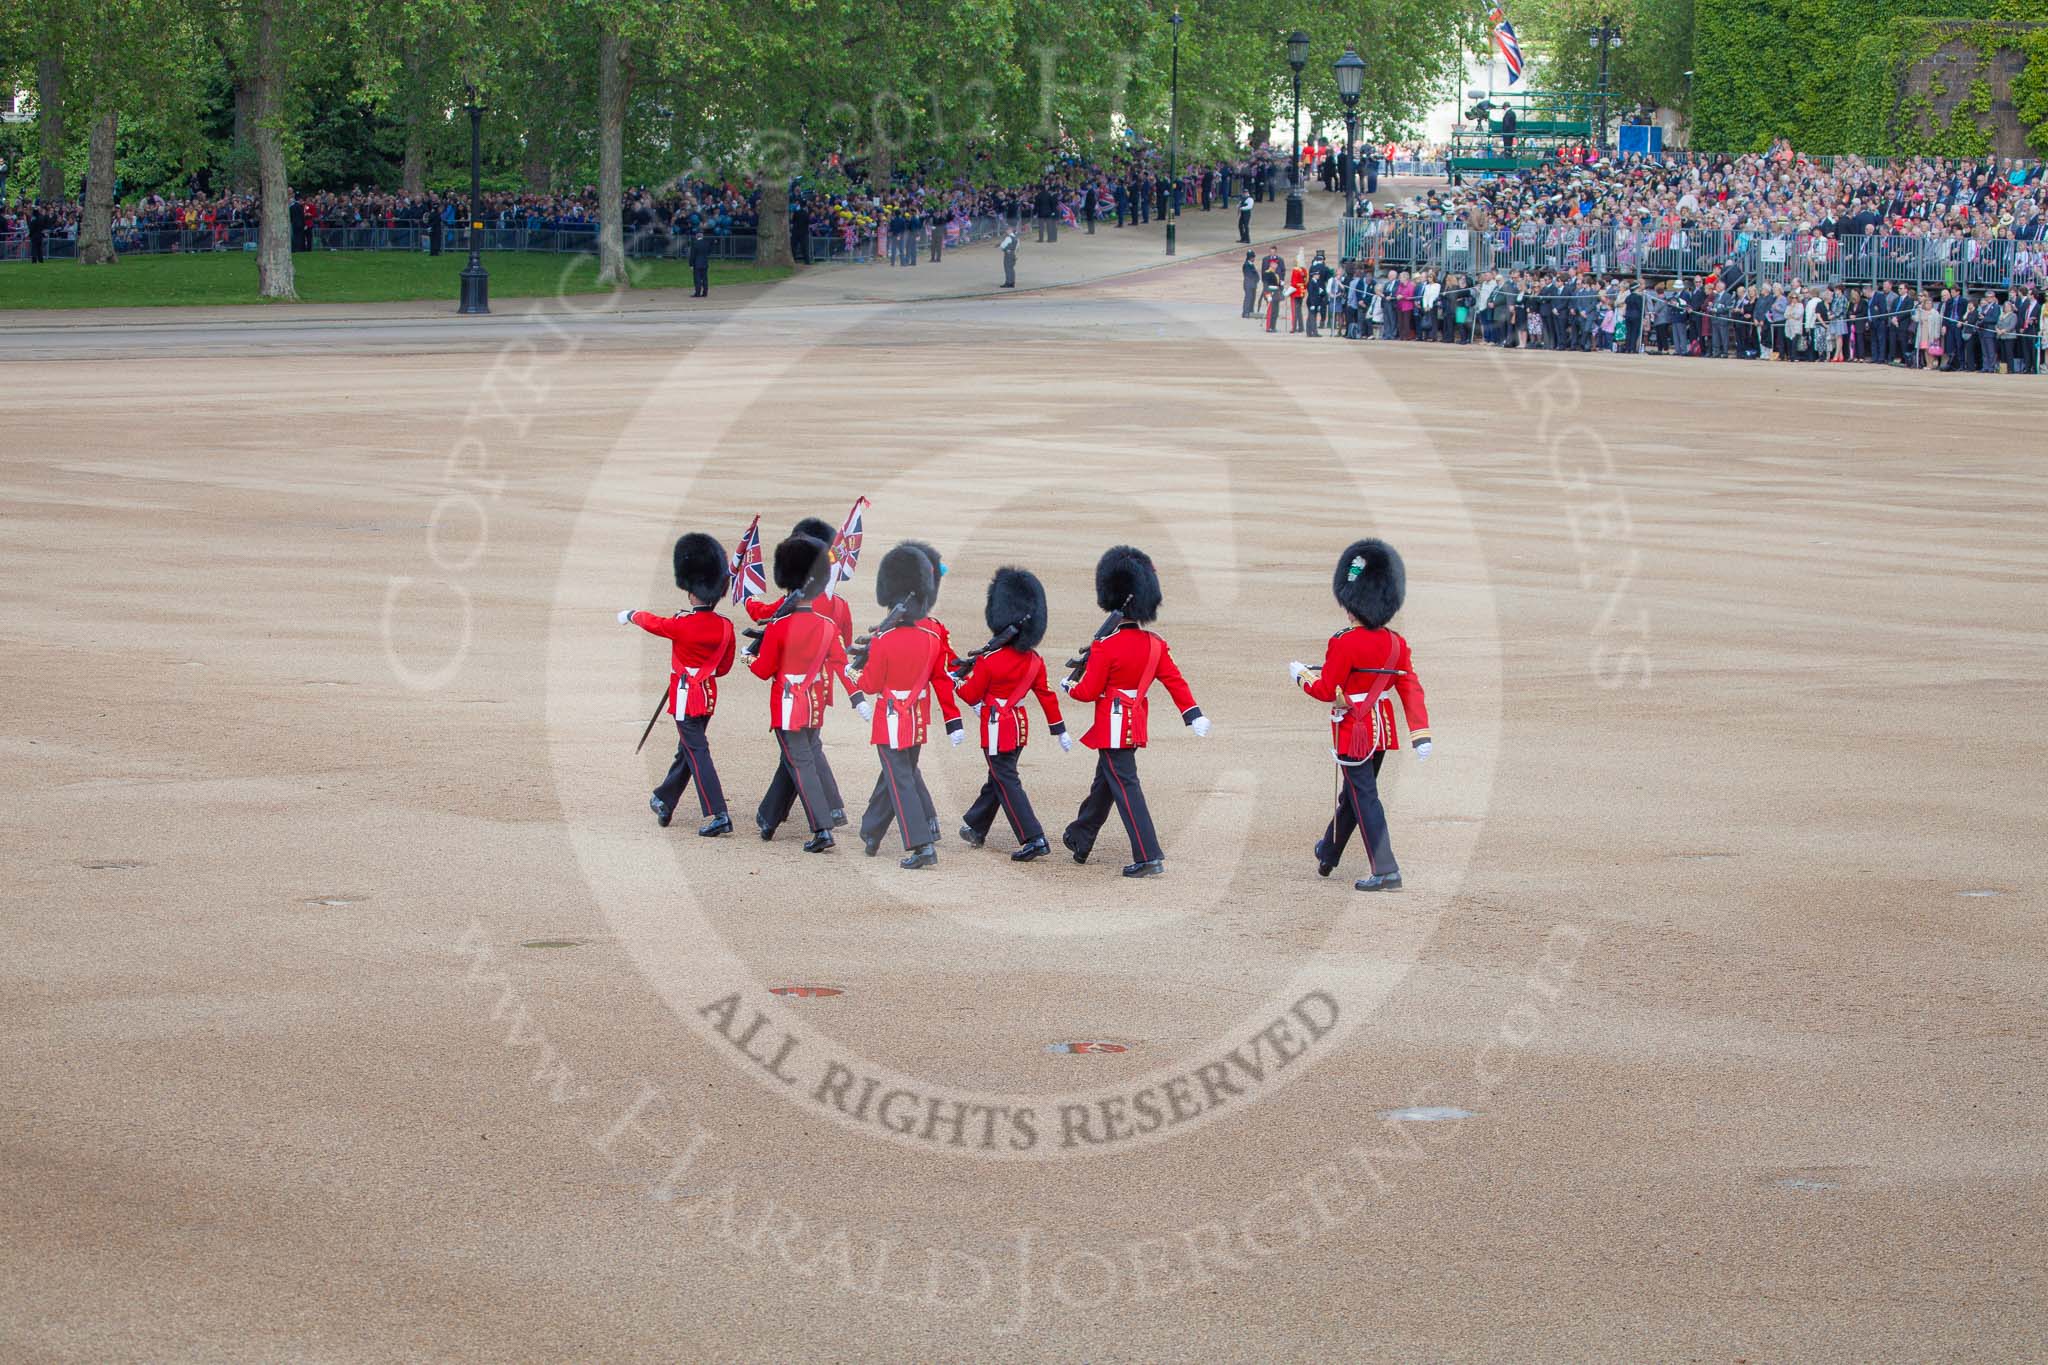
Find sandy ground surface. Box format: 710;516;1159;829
3;184;2046;1362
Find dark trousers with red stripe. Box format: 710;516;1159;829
861;745;938;852
963;748;1043;845
654;715;726;818
1319;752;1396;875
758;727;832;835
1065;747;1159;864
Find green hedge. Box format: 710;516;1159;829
1693;0;2043;155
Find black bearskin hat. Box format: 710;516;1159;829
875;542;937;614
673;532;730;602
984;567;1048;653
901;540;945;603
792;516;836;545
773;534;832;595
1333;538;1405;629
1095;545;1162;623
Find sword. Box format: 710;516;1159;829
634;682;669;753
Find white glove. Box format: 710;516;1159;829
949;727;965;747
1413;738;1433;760
1190;716;1212;739
856;699;875;722
617;609;635;625
1057;732;1074;752
1058;677;1074;694
1288;660;1309;684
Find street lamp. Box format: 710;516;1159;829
1333;46;1365;221
1166;9;1182;256
458;83;489;315
1285;29;1308;230
1682;69;1695;151
1588;21;1622;156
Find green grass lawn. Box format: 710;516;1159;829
0;250;792;311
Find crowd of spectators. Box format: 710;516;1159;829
3;144;1318;265
1241;146;2045;375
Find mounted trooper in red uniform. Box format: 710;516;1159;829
1291;538;1431;891
854;543;959;869
956;566;1069;861
1061;545;1209;878
620;531;737;836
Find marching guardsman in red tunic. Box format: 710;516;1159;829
746;516;857;824
1290;538;1431;891
884;539;962;845
956;567;1069;860
620;533;737;835
749;534;851;852
853;544;957;869
1061;546;1209;878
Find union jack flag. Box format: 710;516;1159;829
729;515;766;605
1488;7;1525;84
824;496;869;598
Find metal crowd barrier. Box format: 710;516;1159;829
802;212;1011;266
1338;217;2048;292
0;222;761;264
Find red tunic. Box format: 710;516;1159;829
746;606;848;731
1068;624;1200;750
957;645;1065;753
1299;626;1429;758
746;593;857;701
911;616;963;724
854;624;949;749
628;606;736;718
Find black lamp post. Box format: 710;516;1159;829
1334;46;1364;221
1166;9;1182;256
1589;21;1622;156
458;83;489;315
1285;30;1308;230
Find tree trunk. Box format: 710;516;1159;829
756;176;792;268
595;28;628;288
401;118;427;196
521;141;551;195
76;108;117;264
871;137;893;191
37;52;66;203
252;0;296;299
232;80;257;194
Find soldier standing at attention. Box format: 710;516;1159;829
1000;223;1019;289
1289;538;1431;892
1061;546;1209;878
749;534;851;852
956;567;1070;861
619;532;737;836
854;545;958;869
1241;251;1260;318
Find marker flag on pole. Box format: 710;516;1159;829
729;515;765;605
824;497;869;598
1489;7;1525;84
